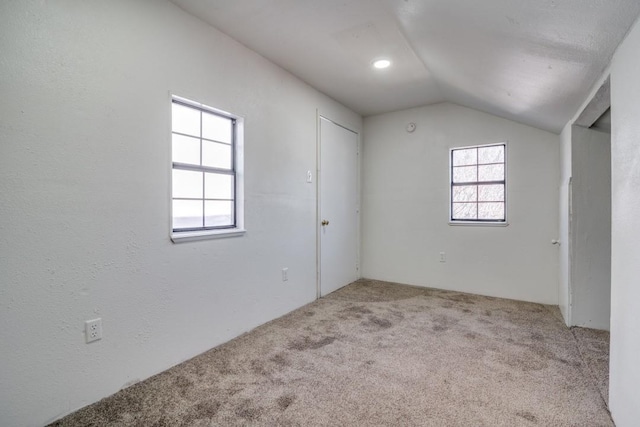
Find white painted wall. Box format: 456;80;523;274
362;103;559;304
558;124;572;323
570;125;611;330
608;15;640;427
0;2;361;426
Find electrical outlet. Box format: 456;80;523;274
282;267;289;282
85;318;102;343
439;252;446;263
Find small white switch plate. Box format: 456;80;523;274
85;318;103;343
282;267;289;281
439;252;446;263
306;171;312;183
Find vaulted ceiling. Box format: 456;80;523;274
170;0;640;133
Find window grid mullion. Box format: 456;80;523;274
452;180;505;186
173;163;234;175
172;130;232;146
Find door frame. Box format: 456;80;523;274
316;111;361;299
566;76;611;328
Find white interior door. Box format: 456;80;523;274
319;117;358;297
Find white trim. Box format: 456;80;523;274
171;93;236;119
171;228;246;243
315;109;321;300
448;221;509;227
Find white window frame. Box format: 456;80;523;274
449;142;508;226
170;95;245;242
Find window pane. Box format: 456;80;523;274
478;184;504;202
478;145;504;164
478;202;505;220
204;173;234;200
172;134;200;165
172;103;200;137
205;201;234;227
172;169;203;199
172;200;203;229
452;148;477;166
202;112;232;144
478;164;504;182
452;166;477;183
452;203;477;220
202;140;232;170
452;185;477;202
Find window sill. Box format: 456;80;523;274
171;228;246;243
448;221;509;227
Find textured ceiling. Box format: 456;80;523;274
170;0;640;133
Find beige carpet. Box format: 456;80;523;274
51;279;612;426
572;327;610;405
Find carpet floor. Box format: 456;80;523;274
50;279;612;426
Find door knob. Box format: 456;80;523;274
321;220;330;226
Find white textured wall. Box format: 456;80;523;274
609;16;640;426
362;103;559;304
570;125;611;330
0;2;360;426
558;124;572;323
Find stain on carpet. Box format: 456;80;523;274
250;359;268;376
174;376;193;397
234;399;263;421
270;352;290;367
188;400;220;420
276;394;295;411
440;293;477;305
495;350;548;371
516;410;538;423
365;315;392;329
343;305;373;315
531;332;544;341
431;314;459;333
288;335;336;351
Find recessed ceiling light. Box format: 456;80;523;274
372;59;391;69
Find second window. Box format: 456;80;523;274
450;143;506;223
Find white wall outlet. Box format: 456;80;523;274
85;318;103;343
282;267;289;282
439;252;446;263
306;170;313;183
